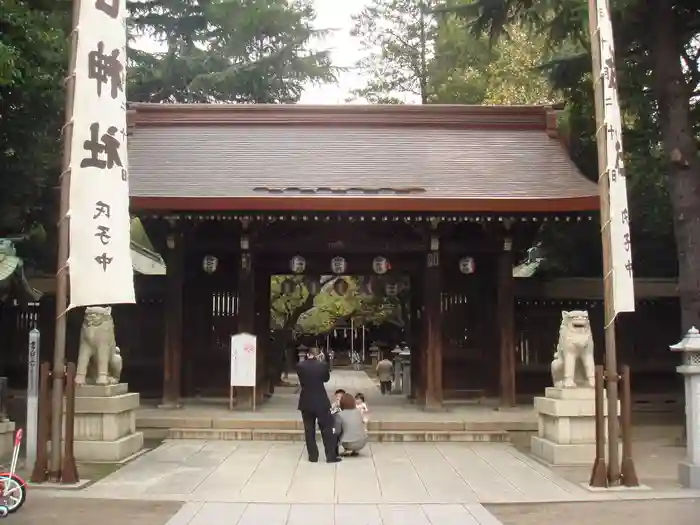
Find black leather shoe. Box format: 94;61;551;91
308;457;318;463
327;456;342;463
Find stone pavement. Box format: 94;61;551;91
487;499;700;525
80;440;595;504
166;501;504;525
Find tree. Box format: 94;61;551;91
0;0;68;252
270;275;405;335
351;0;555;105
127;0;336;103
445;0;700;325
350;0;436;103
429;13;554;104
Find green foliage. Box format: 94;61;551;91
351;0;555;105
270;275;405;335
438;0;697;277
0;0;69;247
429;14;553;104
350;0;436;103
127;0;336;103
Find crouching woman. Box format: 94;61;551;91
336;393;368;456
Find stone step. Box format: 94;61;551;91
164;427;510;443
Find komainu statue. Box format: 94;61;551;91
551;310;595;388
75;306;123;386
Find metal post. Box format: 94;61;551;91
587;0;621;485
589;365;608;487
50;0;81;480
30;362;51;483
26;329;40;470
620;364;639;486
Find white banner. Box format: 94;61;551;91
596;1;635;315
230;333;257;387
68;0;134;308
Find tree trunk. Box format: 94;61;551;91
650;0;700;332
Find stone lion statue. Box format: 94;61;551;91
551;310;595;388
75;306;123;386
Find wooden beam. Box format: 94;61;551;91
424;241;444;410
498;240;517;407
162;226;184;407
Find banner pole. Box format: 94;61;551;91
50;0;82;480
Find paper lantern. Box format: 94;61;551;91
372;256;389;275
459;256;476;275
202;255;218;274
290;255;306;274
330;256;347;274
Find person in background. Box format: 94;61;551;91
355;392;369;431
336;393;368;456
376;356;394;395
296;347;341;463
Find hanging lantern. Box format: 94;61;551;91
281;279;297;295
290;255;306;274
372;256;390;275
202;255;218;274
330;256;347;274
333;278;349;296
459;256;476;275
385;283;399;297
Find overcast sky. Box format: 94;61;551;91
298;0;368;104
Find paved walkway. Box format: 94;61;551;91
81;440;593;504
138;369;536;427
167;501;504;525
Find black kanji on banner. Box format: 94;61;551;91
81;123;123;169
95;253;114;271
88;41;124;99
95;225;112;245
95;0;120;18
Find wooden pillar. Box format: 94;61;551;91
424;232;443;409
237;230;257;407
162;223;184;407
498;235;517;407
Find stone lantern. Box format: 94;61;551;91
670;327;700;489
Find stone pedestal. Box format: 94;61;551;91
677;367;700;489
531;387;616;466
73;383;143;463
0;421;15;458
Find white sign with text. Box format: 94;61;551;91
230;333;257;387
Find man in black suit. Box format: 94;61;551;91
296;347;341;463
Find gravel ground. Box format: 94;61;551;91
487;499;700;525
8;496;182;525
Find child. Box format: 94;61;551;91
331;389;345;415
355;392;369;431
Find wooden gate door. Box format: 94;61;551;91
183;251;239;396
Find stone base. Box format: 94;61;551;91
531;436;595;465
73;383;142;463
679;460;700;489
0;421;15;458
531;387;618;466
74;432;144;463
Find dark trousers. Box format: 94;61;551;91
301;409;337;461
380;380;392;394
